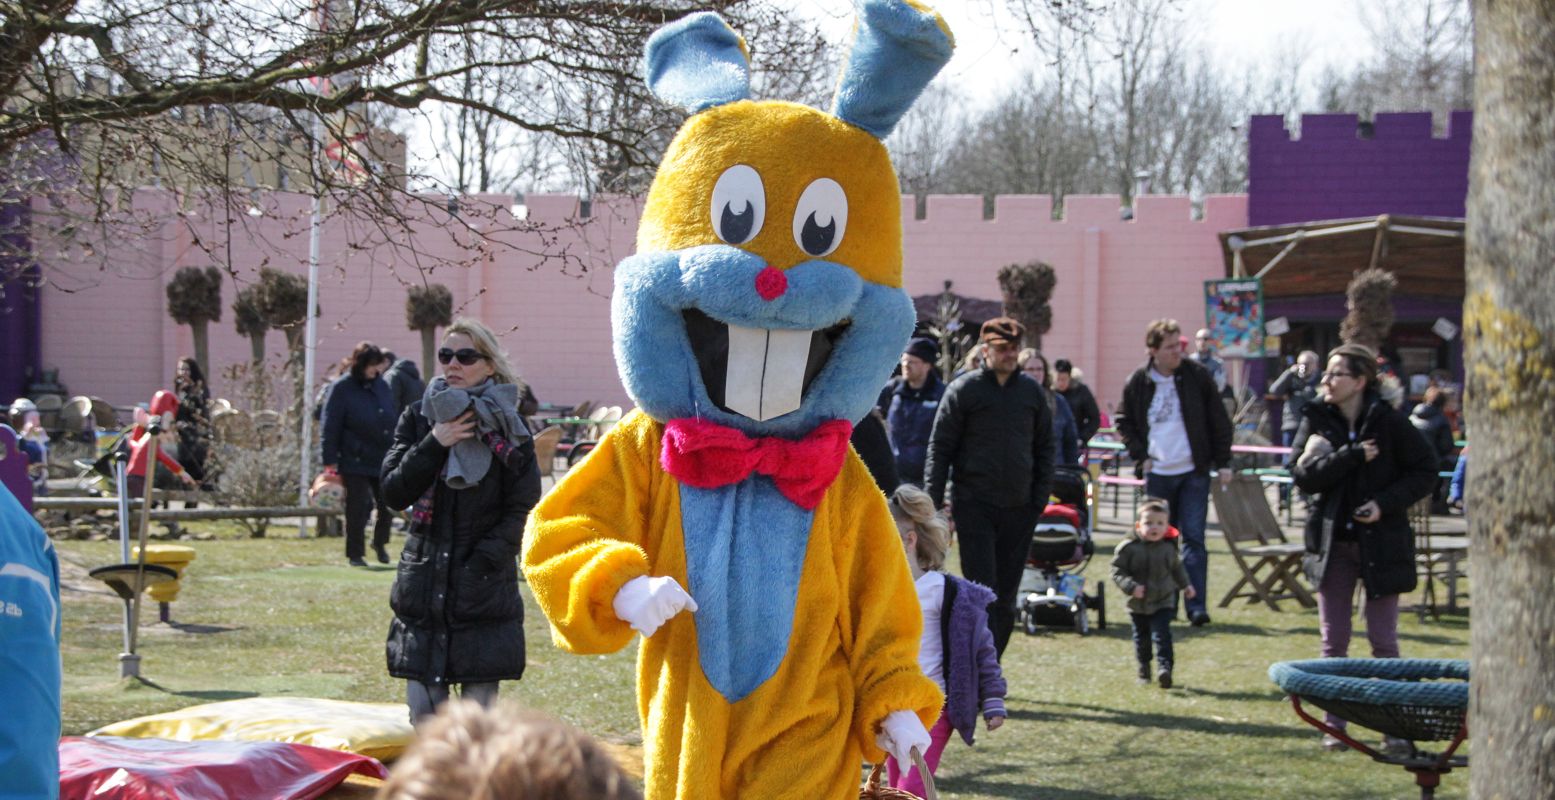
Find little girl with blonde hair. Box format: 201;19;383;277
886;484;1007;796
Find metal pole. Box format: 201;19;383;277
298;115;323;538
125;425;161;678
113;453;137;677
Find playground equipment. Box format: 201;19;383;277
1270;658;1469;800
87;440;176;678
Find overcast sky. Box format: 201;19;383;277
406;1;1383;194
798;0;1376;109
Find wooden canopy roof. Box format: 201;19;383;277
1218;214;1465;299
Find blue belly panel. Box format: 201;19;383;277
679;477;814;703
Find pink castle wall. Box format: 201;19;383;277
34;190;1246;418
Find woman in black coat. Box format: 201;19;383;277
1291;342;1436;750
173;357;212;489
322;342;397;566
380;318;540;722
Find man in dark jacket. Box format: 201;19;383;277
877;337;945;486
1115;318;1233;626
1053;359;1100;448
382;353;426;417
925;317;1056;658
1267;350;1322;509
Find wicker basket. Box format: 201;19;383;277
860;748;936;800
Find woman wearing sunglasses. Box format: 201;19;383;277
380;317;542;722
1291;342;1437;753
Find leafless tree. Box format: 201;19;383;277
1319;0;1473;125
0;0;822;287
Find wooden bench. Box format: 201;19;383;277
33;496;339;522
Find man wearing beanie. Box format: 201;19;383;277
1116;319;1233;626
877;337;946;487
925;317;1056;658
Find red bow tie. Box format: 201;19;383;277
660;418;853;510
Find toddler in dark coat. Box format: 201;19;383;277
1111;498;1195;688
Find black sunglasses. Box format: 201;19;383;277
437;347;486;366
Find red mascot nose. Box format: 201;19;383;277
755;266;787;301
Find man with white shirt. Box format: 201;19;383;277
1115;319;1233;626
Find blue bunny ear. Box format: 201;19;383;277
645;12;752;113
831;0;955;139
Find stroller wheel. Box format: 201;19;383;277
1095;585;1107;630
1074;595;1089;636
1021;604;1040;636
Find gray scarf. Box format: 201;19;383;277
421;377;525;489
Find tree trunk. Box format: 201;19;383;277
191;319;210;380
1467;2;1555;798
421;327;436;378
248;332;266;366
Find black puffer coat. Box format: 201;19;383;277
380;400;541;684
1291;391;1436;598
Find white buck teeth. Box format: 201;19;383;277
724;325;812;421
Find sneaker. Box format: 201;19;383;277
349;558;368;567
1381;736;1413;756
1321;733;1349;751
373;544;390;564
1189;611;1212;627
1157;668;1173;689
1136;663;1151;685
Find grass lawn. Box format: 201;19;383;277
55;512;1471;799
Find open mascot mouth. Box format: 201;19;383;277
682;308;850;421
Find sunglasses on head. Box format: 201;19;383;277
437;347;486;366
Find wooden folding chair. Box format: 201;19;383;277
1413;498;1469;620
1211;475;1316;611
531;426;563;488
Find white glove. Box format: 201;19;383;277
612;575;698;637
875;710;931;768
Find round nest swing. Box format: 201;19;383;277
1269;658;1469;800
1269;658;1468;742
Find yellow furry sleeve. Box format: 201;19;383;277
834;454;946;758
522;411;660;654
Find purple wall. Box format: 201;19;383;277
1248;111;1473;227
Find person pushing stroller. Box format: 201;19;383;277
1110;498;1195;688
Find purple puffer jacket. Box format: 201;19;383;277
940;574;1007;745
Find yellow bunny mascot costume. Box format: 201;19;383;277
522;3;954;797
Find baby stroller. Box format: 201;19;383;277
1017;465;1106;635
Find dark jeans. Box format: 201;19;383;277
406;680;499;724
1130;608;1175;669
342;473;392;560
1145;470;1210;617
953;498;1041;659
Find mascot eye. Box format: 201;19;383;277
792;178;848;258
710;164;766;245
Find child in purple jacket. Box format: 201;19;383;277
885;484;1007;796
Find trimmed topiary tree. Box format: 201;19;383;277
258;268;311;362
233;283;268;365
406;283;454;374
1340;268;1397;352
166;265;224;377
997;260;1056;352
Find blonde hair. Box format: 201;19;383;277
889;484;949;572
445;317;520;387
960;343;986;372
377;701;641;800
